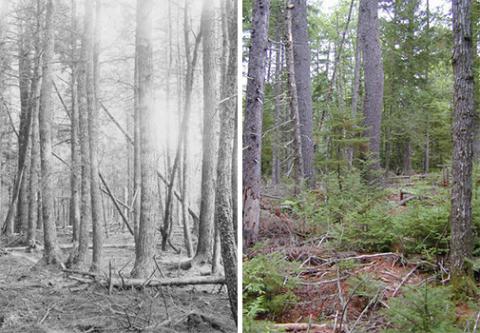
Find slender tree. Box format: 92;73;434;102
27;0;42;247
243;0;270;249
38;0;60;264
193;0;217;265
89;0;104;272
15;9;33;235
70;0;94;268
131;0;156;278
69;0;81;245
449;0;475;282
359;0;384;182
291;0;314;187
285;1;304;193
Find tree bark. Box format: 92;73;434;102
131;0;156;279
89;0;104;273
27;1;42;247
348;2;362;167
450;0;475;279
70;0;93;269
193;0;218;265
359;0;384;182
285;2;304;193
69;0;81;245
291;0;314;187
39;0;60;264
215;0;237;322
272;22;282;186
243;0;270;250
15;15;33;235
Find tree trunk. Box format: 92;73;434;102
89;0;104;273
348;2;362;167
243;0;270;250
69;0;81;245
193;0;218;266
359;0;384;182
285;2;304;193
215;0;237;322
39;0;60;264
70;0;93;269
450;0;475;280
15;17;33;235
291;0;314;187
131;0;156;279
27;1;42;247
272;23;282;186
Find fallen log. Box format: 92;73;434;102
3;243;135;252
272;323;331;331
399;195;417;206
65;274;225;288
103;276;225;288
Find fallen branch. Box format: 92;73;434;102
99;172;135;236
392;265;418;297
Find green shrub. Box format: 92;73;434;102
392;202;450;258
383;285;462;333
243;253;298;322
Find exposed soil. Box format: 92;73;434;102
0;229;235;333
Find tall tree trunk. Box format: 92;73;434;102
359;0;384;182
71;0;93;268
39;0;60;264
272;24;282;186
215;0;237;321
27;0;42;247
348;3;362;167
291;0;314;187
285;1;304;193
69;0;81;244
131;0;156;278
193;0;218;266
424;0;431;174
133;26;141;244
450;0;475;281
89;0;104;272
232;109;238;243
243;0;270;250
15;16;33;235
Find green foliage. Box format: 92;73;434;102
243;254;298;323
391;201;450;258
383;285;462;333
290;171;480;258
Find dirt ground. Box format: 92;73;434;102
0;229;235;333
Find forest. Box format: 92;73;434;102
243;0;480;332
0;0;237;332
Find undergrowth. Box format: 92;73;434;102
282;171;480;261
383;284;462;333
243;253;298;332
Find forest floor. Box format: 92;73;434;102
0;226;235;333
245;175;480;333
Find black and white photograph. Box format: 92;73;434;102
0;0;238;331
